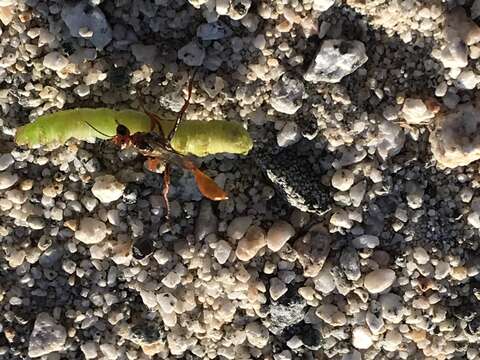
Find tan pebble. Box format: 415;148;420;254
19;179;33;191
266;220;295;252
25;248;42;264
406;329;426;342
451;266;468;281
298;286;315;301
64;219;78;231
7;250;26;268
0;5;14;26
276;20;292;32
416;277;435;292
4;327;15;342
235;225;266;261
294;224;330;277
248;285;259;302
18;11;32;23
235;264;251;282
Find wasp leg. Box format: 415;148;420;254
167;69;197;143
145;158;171;219
144;110;167;142
136;89;167;142
162;164;171;220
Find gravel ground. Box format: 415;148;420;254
3;0;480;359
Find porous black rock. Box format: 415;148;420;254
252;125;331;215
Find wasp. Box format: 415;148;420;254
86;75;229;219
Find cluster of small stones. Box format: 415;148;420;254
2;0;480;359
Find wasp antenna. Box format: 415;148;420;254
166;69;197;143
84;121;114;138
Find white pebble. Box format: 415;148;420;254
312;0;335;11
437;39;468;68
62;259;77;274
383;330;402;351
100;343;119;360
28;313;67;358
227;0;251;20
286;336;303;349
304;40;368;83
274;350;293;360
227;216;253;240
363;269;396;294
460;187;474;203
434;261;451;280
277;122;301;147
330;209;353;229
313;263;335;294
435;82;448;97
75;217;107;244
0;172;18;190
401;98;435;124
245;322;269;348
74;84;90;97
162;271;181;289
430;104;480;167
153;249;171;265
349;181;366;207
91;175;125;203
332;169;354;191
7;250;25;268
457;70;480;90
140;290;157;309
316;304;347;327
214;240;232;264
270;75;304;115
81;342;98;359
377;121;405;160
215;0;229;15
380;293;404;323
269;278;287;300
43;52;69;71
413;246;430;265
157;293;177;314
352;326;373;350
468;212;480;229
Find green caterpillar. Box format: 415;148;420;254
15;108;253;157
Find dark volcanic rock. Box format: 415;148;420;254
262;288;307;336
252;126;331;215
